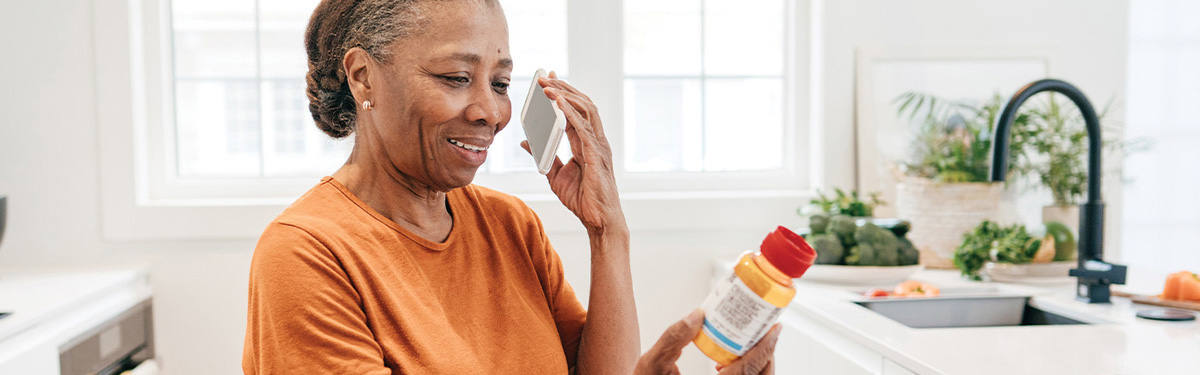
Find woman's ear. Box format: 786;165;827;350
343;47;373;102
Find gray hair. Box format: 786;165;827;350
304;0;440;138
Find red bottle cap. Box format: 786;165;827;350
759;226;816;279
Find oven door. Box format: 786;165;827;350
59;300;155;375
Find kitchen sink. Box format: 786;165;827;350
855;294;1093;329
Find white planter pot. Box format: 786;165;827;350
895;178;1003;269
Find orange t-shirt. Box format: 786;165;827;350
243;177;587;374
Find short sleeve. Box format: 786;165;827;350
525;213;588;367
243;223;392;375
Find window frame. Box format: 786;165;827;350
96;0;821;240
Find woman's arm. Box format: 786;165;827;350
525;72;640;375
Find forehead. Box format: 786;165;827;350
403;1;511;62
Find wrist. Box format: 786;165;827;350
587;222;630;255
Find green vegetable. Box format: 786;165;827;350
809;213;830;235
810;234;845;265
829;215;858;248
992;225;1039;264
897;237;920;266
845;224;900;266
858;218;912;238
954;221;1048;279
1044;221;1077;261
809;188;885;217
954;221;1003;280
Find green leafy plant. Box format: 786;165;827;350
893;92;1027;183
953;220;1048;280
805;188;885;217
1007;94;1146;206
895;91;1146;204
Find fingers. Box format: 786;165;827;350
637;309;704;374
539;73;588;99
554;96;604;168
717;324;781;375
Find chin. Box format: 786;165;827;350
441;168;482;190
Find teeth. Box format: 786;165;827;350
448;139;487;152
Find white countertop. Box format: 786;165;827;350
0;267;150;343
786;268;1199;375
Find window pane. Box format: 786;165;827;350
172;0;256;78
260;79;351;177
624;78;703;172
176;80;262;177
624;0;702;76
1124;0;1200;269
503;0;569;77
703;78;783;171
258;0;319;79
703;0;784;76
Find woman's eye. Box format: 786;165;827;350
492;81;509;94
441;75;470;85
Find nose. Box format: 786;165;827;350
464;82;505;129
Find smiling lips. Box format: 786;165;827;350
447;138;489;153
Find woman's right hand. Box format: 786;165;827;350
634;310;780;375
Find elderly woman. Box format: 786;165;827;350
242;0;777;374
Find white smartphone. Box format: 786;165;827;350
521;68;566;175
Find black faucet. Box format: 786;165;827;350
989;79;1127;304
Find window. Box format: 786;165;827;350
624;0;787;173
164;0;802;193
96;0;813;238
172;0;343;178
1123;0;1200;269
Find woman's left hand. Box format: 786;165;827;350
522;72;625;235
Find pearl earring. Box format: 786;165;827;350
362;100;373;111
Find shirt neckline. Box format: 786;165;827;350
322;176;465;251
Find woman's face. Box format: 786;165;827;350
357;1;512;192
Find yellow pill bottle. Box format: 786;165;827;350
693;226;816;365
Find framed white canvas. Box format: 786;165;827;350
854;45;1056;217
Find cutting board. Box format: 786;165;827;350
1112;290;1200;312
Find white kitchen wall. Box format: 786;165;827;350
0;1;1127;375
819;0;1131;261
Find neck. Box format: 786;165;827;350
333;143;453;241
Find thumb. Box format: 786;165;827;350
646;309;704;364
520;140;532;155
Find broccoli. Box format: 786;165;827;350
845;224;900;266
828;215;858;247
810;233;845;265
897;237;920;266
809;213;830;234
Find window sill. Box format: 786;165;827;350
102;189;810;240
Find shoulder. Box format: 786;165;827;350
272;178;360;232
252;179;360;266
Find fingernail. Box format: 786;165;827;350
686;308;704;324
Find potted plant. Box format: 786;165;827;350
1004;93;1145;260
890;93;1021;268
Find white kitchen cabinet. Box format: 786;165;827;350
0;268;153;375
775;312;884;374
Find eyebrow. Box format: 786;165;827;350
436;52;513;69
